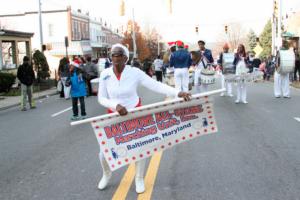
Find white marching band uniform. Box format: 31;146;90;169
274;48;295;98
235;57;248;103
174;68;189;92
98;65;180;193
194;58;208;93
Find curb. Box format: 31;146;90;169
0;90;58;111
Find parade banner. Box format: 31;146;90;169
71;89;225;171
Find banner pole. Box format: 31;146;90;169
70;88;225;126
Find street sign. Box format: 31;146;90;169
253;44;263;56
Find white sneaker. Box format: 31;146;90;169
235;100;240;104
98;171;112;190
228;94;234;97
242;101;248;104
135;177;145;194
220;93;225;97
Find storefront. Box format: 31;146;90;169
0;29;33;71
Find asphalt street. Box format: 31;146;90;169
0;81;300;200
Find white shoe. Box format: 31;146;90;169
228;94;233;97
98;171;112;190
220;93;225;97
235;100;240;104
135;177;145;194
242;101;248;104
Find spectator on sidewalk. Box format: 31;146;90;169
58;57;71;99
68;62;87;120
17;56;36;111
153;55;163;82
84;56;98;96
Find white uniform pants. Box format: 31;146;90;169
274;71;290;97
174;68;189;92
99;151;145;179
61;77;71;99
194;68;208;93
236;82;247;102
221;74;232;95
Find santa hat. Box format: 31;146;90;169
70;61;80;68
167;41;176;48
184;45;189;49
176;40;184;47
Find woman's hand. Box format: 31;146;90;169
116;104;128;116
178;92;192;101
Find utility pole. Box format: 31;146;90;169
38;0;44;51
131;8;137;58
277;0;282;49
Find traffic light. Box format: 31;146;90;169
127;24;132;34
225;25;228;34
195;26;199;33
120;0;125;16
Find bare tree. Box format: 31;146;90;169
213;22;248;55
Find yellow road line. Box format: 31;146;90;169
112;164;136;200
137;152;163;200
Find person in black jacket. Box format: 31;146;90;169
17;56;36;111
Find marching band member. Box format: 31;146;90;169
191;51;208;93
233;44;249;104
274;41;294;98
198;40;214;63
170;41;192;92
217;43;233;97
97;43;191;194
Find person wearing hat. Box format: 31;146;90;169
170;40;193;92
68;61;87;120
217;43;233;97
17;56;36;111
198;40;214;63
97;43;191;194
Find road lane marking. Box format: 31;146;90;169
51;106;73;117
112;164;135;200
294;117;300;122
137;152;163;200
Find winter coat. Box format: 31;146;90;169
69;68;87;98
17;63;35;86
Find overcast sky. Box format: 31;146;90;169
1;0;300;43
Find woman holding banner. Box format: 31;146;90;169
97;43;191;193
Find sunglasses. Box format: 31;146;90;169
111;53;124;57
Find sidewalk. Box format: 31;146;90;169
0;88;58;111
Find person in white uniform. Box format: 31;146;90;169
274;41;294;98
97;43;191;194
170;41;192;92
233;44;249;104
191;51;208;93
217;43;234;97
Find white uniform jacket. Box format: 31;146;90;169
98;65;180;111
